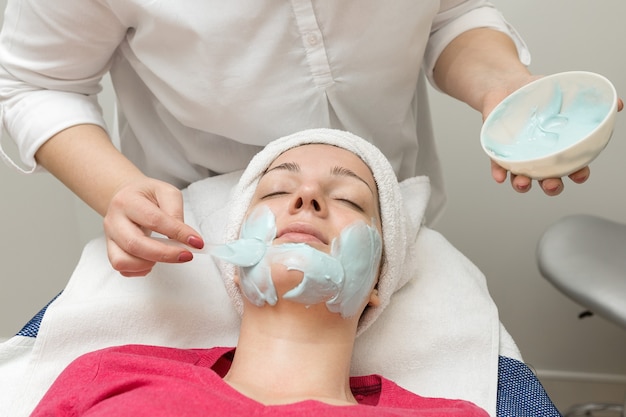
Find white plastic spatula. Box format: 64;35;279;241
151;236;266;267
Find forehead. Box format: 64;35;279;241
268;144;375;183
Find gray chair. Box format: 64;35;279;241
537;214;626;417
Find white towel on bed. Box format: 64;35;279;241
0;170;519;417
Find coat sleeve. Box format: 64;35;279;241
423;0;531;90
0;0;127;172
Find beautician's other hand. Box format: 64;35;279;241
482;79;624;196
104;177;205;277
432;27;621;196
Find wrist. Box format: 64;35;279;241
36;124;148;216
433;28;532;114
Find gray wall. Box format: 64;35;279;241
1;0;625;389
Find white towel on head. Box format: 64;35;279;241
219;128;414;335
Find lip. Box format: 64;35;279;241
276;223;328;245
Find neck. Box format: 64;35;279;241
224;301;359;405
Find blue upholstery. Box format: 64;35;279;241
497;356;562;417
16;292;61;337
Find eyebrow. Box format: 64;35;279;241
330;166;374;194
264;162;300;174
264;162;374;194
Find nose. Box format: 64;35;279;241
289;185;327;216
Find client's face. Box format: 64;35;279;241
249;144;381;253
229;143;383;318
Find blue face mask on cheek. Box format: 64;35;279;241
211;205;383;318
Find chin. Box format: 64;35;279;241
270;263;306;291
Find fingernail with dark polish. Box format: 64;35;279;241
188;236;204;249
547;185;561;193
178;251;193;262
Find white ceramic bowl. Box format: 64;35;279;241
480;71;618;179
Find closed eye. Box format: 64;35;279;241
337;198;364;212
262;191;289;199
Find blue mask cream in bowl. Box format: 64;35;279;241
480;71;618;179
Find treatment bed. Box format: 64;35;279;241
0;172;561;417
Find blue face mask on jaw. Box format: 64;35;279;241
211;205;382;318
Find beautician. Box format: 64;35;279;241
0;1;600;277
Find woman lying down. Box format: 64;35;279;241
31;129;488;416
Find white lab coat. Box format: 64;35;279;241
0;0;529;222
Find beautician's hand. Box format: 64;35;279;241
104;177;205;277
432;27;622;196
482;79;624;196
35;124;205;277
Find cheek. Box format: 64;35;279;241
252;200;286;218
332;208;376;234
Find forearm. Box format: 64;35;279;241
35;124;147;217
433;28;532;114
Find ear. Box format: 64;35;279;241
367;288;380;307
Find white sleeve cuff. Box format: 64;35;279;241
1;91;107;173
